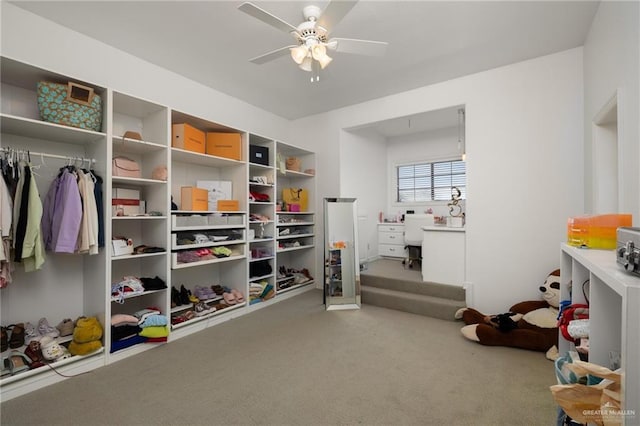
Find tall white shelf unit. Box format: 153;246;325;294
108;91;170;362
274;142;316;295
559;244;639;423
0;56;317;401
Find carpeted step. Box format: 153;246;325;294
360;274;465;301
361;285;466;321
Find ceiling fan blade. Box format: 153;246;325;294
249;45;297;65
317;0;358;31
238;2;299;35
328;38;389;56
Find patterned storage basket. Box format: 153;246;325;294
37;81;102;131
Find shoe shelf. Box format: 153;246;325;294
277;244;314;253
249;273;273;283
0;113;106;145
111;288;166;303
277;279;315;294
171;252;246;269
249;182;274;189
111;251;167;261
249;255;275;262
0;347;104;387
170;301;247;335
277;233;314;240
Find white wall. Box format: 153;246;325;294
583;1;639;219
386;126;461;218
340;128;387;261
0;3;289;142
291;48;584;313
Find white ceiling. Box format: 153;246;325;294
10;0;599;136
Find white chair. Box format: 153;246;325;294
403;214;434;268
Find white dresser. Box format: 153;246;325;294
378;223;406;258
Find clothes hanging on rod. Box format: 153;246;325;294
11;160;45;272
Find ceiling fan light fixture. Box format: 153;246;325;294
317;54;332;69
299;56;313;72
290;45;308;64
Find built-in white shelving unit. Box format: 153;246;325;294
0;56;317;401
559;244;639;424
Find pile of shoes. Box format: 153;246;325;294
1;316;91;377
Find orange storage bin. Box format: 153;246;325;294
567;214;632;249
206;132;242;160
172;123;205;154
217;199;239;211
181;187;208;211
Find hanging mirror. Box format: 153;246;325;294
324;198;361;310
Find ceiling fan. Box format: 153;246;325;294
238;1;388;80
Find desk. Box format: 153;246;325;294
421;226;465;284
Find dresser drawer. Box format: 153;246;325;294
379;231;404;244
379;244;407;258
379;224;404;233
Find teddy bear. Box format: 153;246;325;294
455;269;561;360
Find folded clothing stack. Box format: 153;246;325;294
135;308;169;343
249;281;274;305
110;313;144;353
68;316;103;356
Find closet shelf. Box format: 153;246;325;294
249;273;273;282
112;215;167;220
111;176;167;186
171;147;243;168
171;301;246;329
171;253;246;269
277;280;314;294
0;113;105;144
111;251;166;261
171;240;245;251
276;169;314;178
112;136;166;154
277;233;314;240
111;288;166;303
277;244;314;253
249;238;273;243
249;255;275;262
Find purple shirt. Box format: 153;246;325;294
41;169;82;253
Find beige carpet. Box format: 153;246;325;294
1;289;557;425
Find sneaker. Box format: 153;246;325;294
38;318;59;338
24;322;42;343
56;319;74;337
194;302;214;317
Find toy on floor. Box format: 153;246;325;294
455;269;560;360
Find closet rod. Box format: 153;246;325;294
0;148;96;164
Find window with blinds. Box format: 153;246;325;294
397;160;466;202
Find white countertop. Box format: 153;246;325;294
422;225;465;232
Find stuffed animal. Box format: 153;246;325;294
455;269;560;360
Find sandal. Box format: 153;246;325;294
222;292;237;305
4;350;31;375
231;289;245;303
